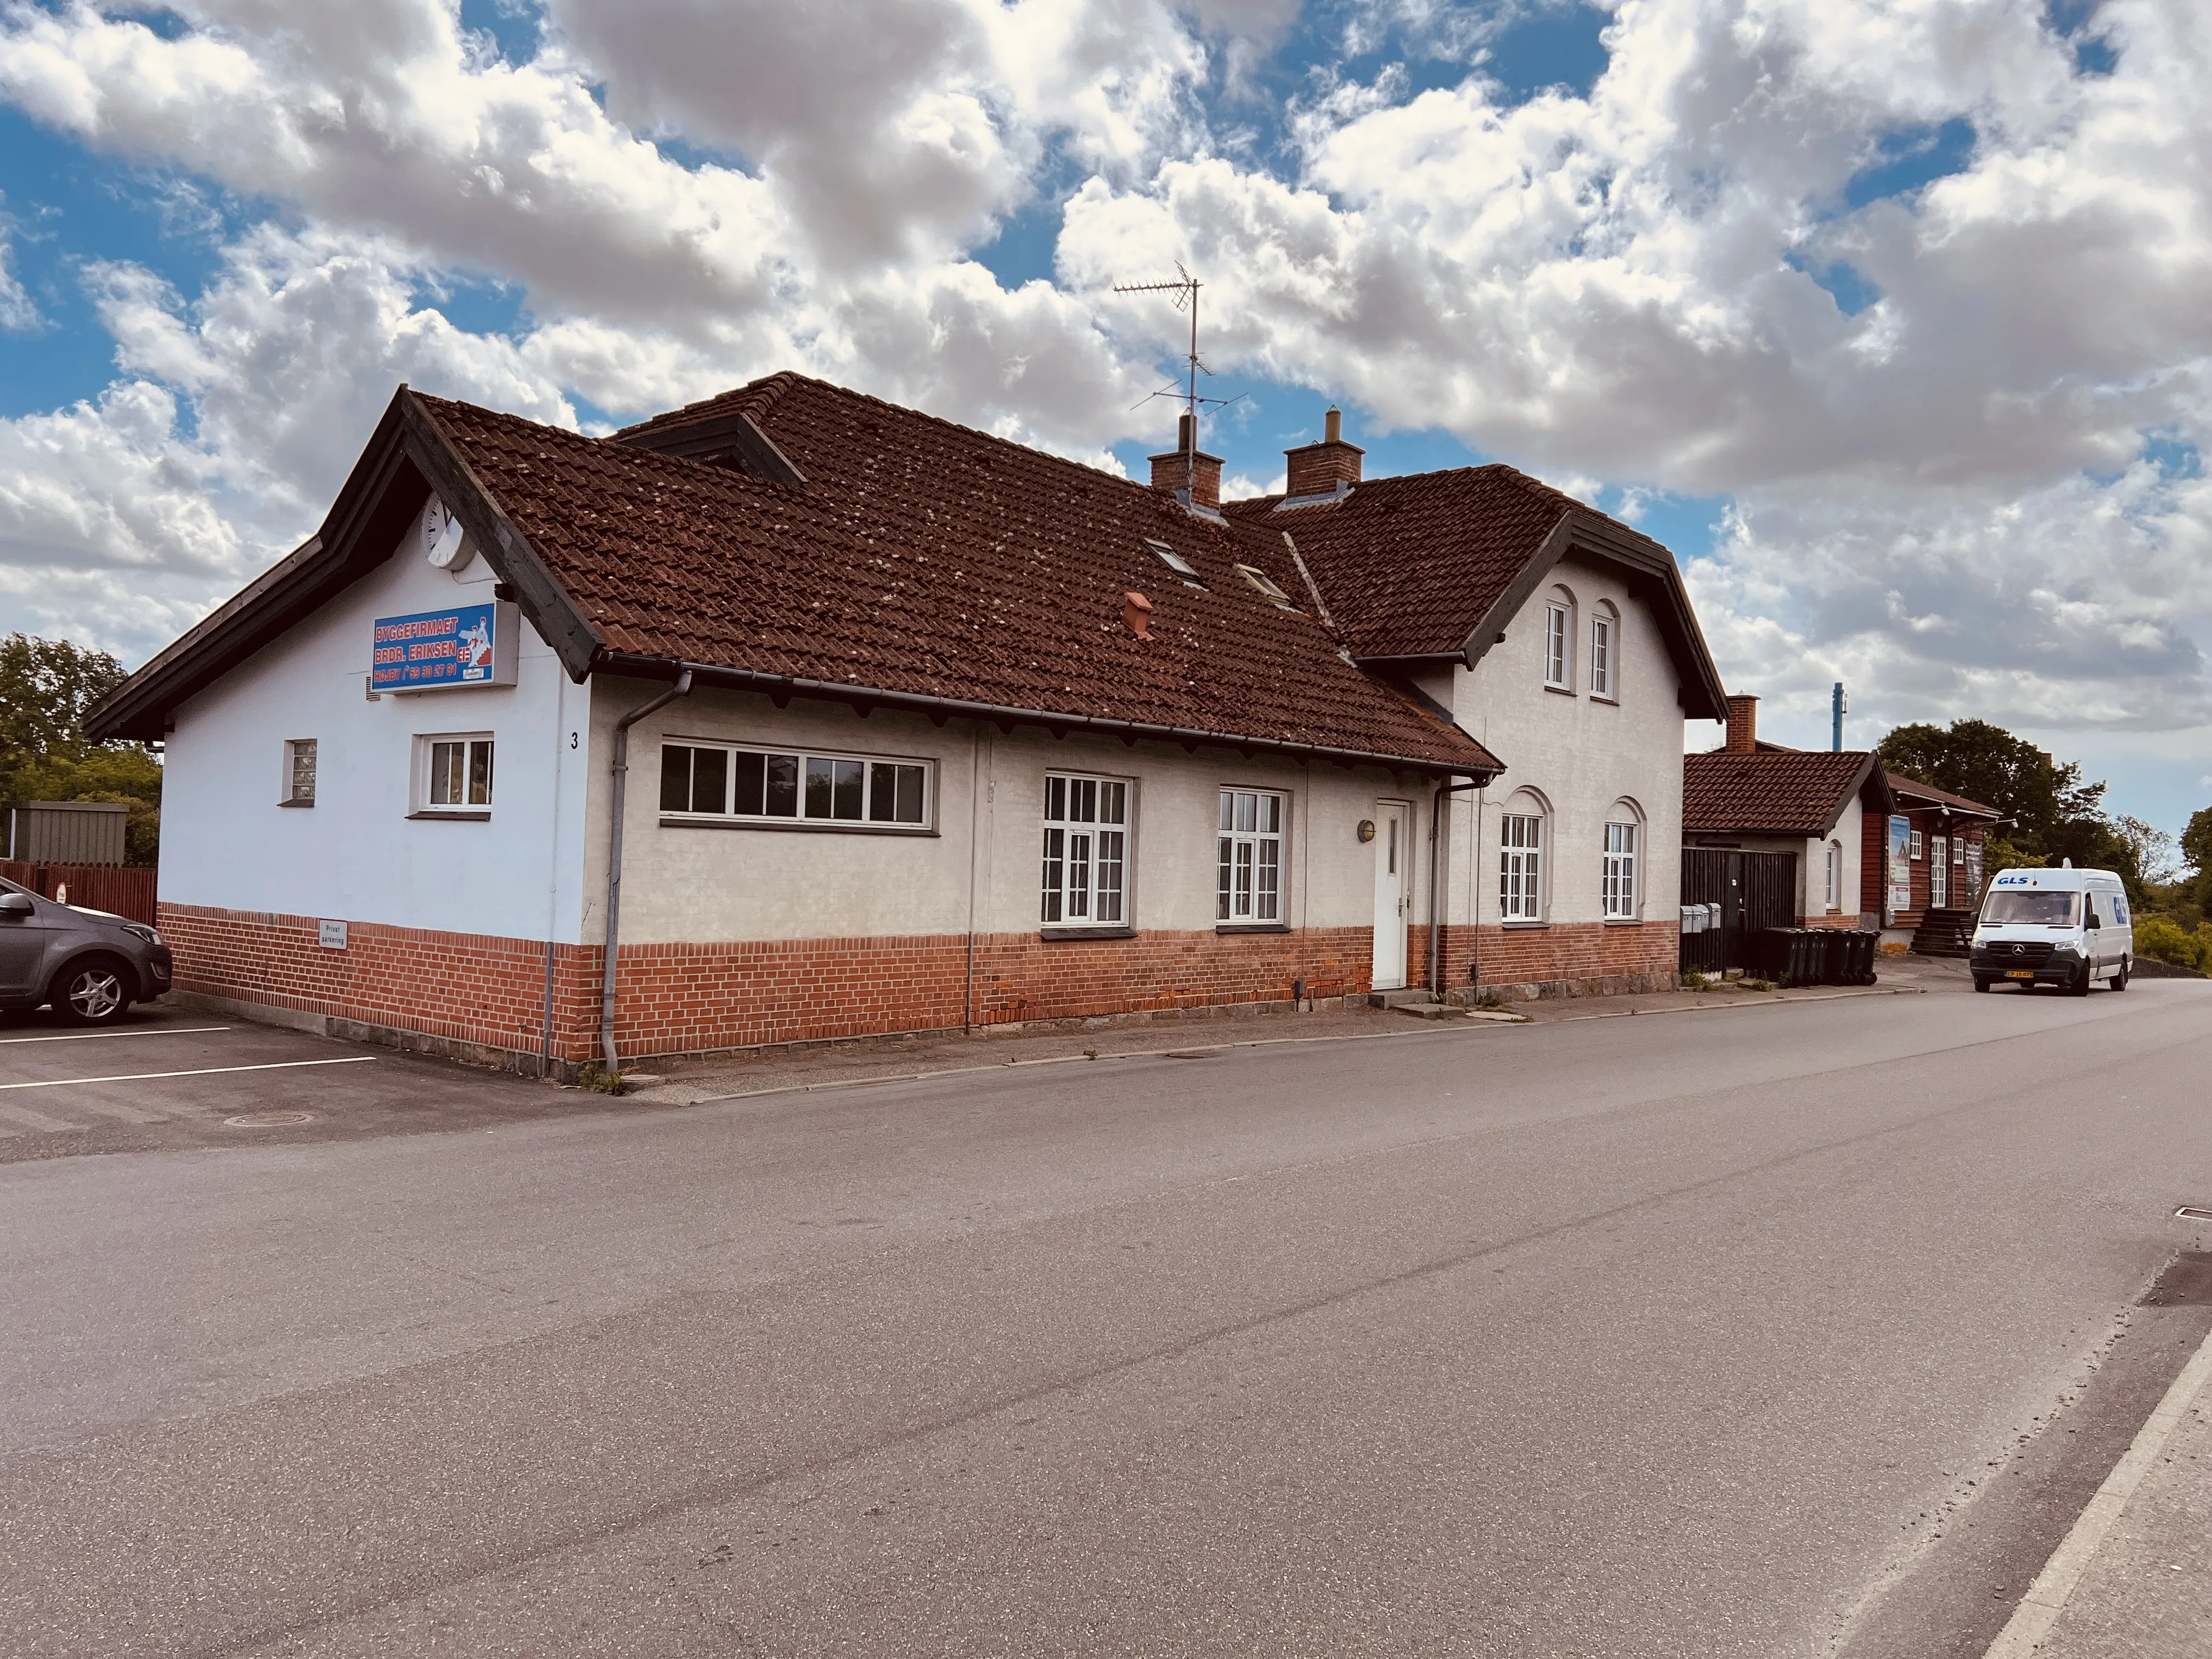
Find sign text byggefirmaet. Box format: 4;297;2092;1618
371;603;501;691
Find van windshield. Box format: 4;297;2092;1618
1982;890;2079;927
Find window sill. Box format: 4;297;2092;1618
1040;926;1136;941
1543;683;1576;697
1499;919;1548;929
408;809;490;822
277;798;314;809
659;816;938;837
1216;922;1290;934
1602;917;1642;927
1590;695;1618;706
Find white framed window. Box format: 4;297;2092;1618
414;732;493;817
1217;789;1286;922
1499;809;1545;921
1590;604;1618;699
1952;837;1966;866
281;738;318;807
1544;605;1571;689
659;741;931;829
1910;830;1924;860
1825;840;1842;911
1602;820;1639;919
1042;773;1130;926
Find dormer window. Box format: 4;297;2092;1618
1144;539;1203;588
1235;564;1296;608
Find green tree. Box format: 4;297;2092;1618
1878;718;2140;899
0;633;160;865
2183;806;2212;876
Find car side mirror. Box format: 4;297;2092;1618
0;893;33;917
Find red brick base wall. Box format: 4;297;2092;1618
1412;919;1681;994
160;903;1382;1066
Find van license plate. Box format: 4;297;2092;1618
2006;970;2035;979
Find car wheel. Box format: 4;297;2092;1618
2113;958;2130;991
2067;963;2092;997
52;956;132;1026
1973;975;1991;992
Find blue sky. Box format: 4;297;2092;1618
0;0;2205;847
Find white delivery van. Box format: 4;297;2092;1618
1970;865;2134;995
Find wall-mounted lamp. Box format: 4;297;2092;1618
1357;819;1376;843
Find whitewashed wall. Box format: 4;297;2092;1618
590;680;1419;946
161;532;590;942
1441;554;1702;931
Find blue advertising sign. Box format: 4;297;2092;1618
1886;814;1913;923
371;602;506;690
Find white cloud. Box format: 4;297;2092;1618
0;0;2207;817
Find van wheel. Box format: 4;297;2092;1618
2113;958;2130;991
52;957;132;1026
2067;963;2093;997
1973;975;1991;992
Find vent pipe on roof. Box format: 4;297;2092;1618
1284;406;1364;499
1123;590;1154;640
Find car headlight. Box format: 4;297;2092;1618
125;923;163;946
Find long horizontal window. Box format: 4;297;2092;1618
661;742;932;827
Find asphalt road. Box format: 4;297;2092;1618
2;978;2209;1656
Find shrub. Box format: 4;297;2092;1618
2135;913;2212;973
1680;969;1711;992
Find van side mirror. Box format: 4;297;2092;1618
0;893;33;917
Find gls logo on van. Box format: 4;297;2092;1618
1994;874;2035;885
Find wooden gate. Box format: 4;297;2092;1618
1680;849;1798;974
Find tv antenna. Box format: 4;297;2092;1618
1114;264;1243;499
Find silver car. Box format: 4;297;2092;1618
0;878;174;1025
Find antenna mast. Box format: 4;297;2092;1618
1114;264;1240;501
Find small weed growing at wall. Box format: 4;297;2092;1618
1083;1048;1099;1060
1680;969;1710;992
577;1062;627;1096
1740;977;1775;992
1474;989;1504;1011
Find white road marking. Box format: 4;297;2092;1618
0;1056;376;1092
0;1025;230;1046
1982;1319;2212;1656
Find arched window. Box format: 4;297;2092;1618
1499;789;1548;921
1602;799;1643;920
1543;584;1576;691
1589;600;1620;699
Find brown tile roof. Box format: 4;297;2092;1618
1223;465;1617;658
416;381;1498;772
1885;772;2000;817
1684;748;1880;836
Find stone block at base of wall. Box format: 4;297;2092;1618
1446;970;1678;1006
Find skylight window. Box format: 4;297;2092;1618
1144;539;1203;586
1235;564;1296;608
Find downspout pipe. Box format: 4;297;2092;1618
600;670;692;1073
1428;776;1489;997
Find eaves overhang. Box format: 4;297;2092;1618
595;651;1504;782
1450;510;1730;723
82;387;605;744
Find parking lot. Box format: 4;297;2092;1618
0;1000;606;1163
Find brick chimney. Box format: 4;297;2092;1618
1283;406;1363;499
1724;693;1759;753
1148;413;1223;509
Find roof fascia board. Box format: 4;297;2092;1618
82;394;425;743
397;393;603;681
1815;752;1883;836
597;652;1502;781
1453;510;1730;722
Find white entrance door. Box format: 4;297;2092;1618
1930;837;1949;907
1371;800;1410;990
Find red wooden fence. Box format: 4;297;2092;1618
0;860;158;926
